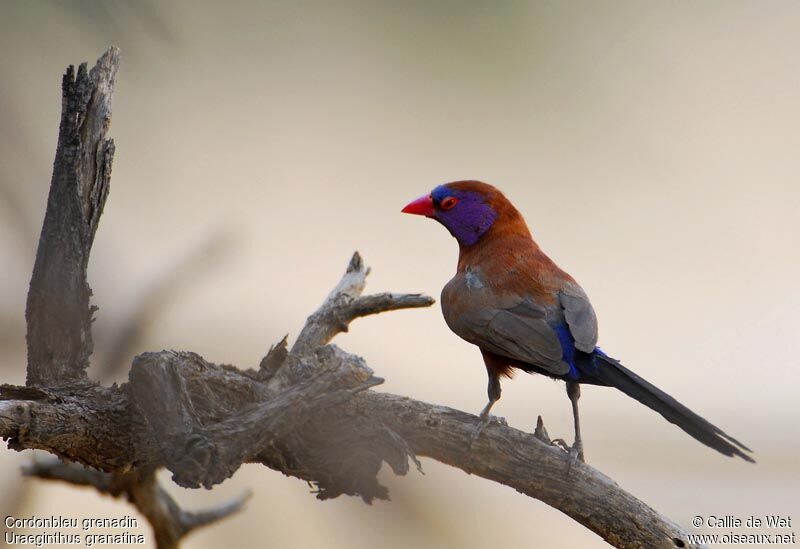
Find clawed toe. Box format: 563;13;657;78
570;441;585;464
551;437;585;474
469;414;507;448
551;438;570;452
565;440;585;476
469;417;489;448
493;415;508;427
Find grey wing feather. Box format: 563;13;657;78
560;283;598;352
441;272;570;376
451;299;568;376
486;307;569;375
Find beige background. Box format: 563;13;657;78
1;1;798;547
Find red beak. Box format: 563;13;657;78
401;194;435;217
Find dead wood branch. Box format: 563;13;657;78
291;251;434;354
23;458;249;549
25;47;117;387
0;48;700;549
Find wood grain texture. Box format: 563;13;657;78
25;47;118;386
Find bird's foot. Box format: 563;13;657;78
565;440;585;476
551;438;570;452
550;438;585;475
468;414;507;448
570;440;585;463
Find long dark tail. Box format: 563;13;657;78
580;352;754;462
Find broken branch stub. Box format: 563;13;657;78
25;47;119;386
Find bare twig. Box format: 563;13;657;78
291;252;434;354
23;456;112;492
122;470;250;549
23;458;250;549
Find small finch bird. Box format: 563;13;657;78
402;180;753;463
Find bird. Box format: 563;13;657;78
401;180;753;464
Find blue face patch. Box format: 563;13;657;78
430;185;497;246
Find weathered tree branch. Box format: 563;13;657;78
2;251;698;546
1;49;700;549
25;47;118;386
291;252;434;355
23;458;250;549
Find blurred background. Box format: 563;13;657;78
1;1;798;547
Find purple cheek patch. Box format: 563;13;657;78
437;191;497;246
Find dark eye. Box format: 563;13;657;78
440;196;459;210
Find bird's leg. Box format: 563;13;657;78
469;370;502;447
566;381;585;465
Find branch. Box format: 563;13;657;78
25;46;119;386
127;347;384;490
23;456;111;492
291;251;434;354
3;252;698;547
23;458;249;549
2;361;696;547
12;49;252;549
356;394;692;548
